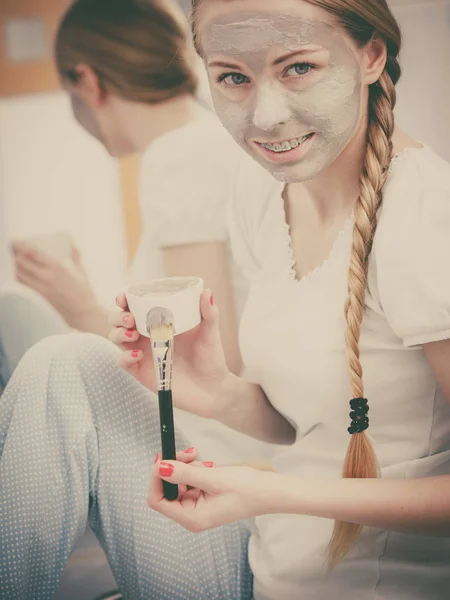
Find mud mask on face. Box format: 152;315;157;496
202;12;362;182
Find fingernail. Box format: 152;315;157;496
125;330;133;338
210;292;214;306
159;462;174;477
131;350;140;358
184;447;195;454
202;461;214;468
154;453;160;464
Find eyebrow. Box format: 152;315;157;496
208;47;326;70
273;47;325;65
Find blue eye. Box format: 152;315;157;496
285;63;313;77
217;72;250;86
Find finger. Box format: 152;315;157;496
108;325;139;345
148;454;165;504
15;269;46;295
11;240;23;254
152;450;199;467
108;308;136;329
20;246;60;269
115;292;129;311
148;454;190;501
168;450;199;495
14;254;50;280
118;349;143;368
175;448;199;464
72;246;81;265
157;460;216;490
198;289;221;346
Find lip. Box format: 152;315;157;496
251;133;317;164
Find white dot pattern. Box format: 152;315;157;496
0;333;253;599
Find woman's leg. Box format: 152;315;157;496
0;284;69;388
0;333;252;600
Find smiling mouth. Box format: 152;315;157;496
254;133;315;153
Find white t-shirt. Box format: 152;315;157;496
229;145;450;599
129;109;270;464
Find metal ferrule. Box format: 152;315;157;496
151;339;173;391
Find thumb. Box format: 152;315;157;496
199;289;221;346
158;461;216;490
72;246;82;266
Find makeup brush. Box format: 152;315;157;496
146;306;178;501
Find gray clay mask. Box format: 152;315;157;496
202;12;363;182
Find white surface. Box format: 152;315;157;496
0;91;128;307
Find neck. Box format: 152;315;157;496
121;94;208;154
287;119;368;225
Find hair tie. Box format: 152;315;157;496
347;397;369;434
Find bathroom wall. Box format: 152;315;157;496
0;91;128;305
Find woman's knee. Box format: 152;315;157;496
22;331;120;375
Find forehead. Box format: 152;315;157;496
198;5;344;56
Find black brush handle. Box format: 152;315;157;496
157;389;178;501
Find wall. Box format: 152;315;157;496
0;91;128;305
392;0;450;161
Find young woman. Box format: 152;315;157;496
12;0;248;375
1;0;450;599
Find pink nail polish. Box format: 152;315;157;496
159;462;174;477
131;350;140;358
184;447;195;454
202;461;214;468
125;330;133;338
154;453;160;464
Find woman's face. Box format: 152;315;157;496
196;0;366;183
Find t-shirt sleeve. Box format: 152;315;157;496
375;183;450;347
141;137;236;249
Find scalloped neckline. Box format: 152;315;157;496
281;144;426;285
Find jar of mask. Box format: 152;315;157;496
125;276;204;337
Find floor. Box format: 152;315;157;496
55;529;117;600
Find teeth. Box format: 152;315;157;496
261;134;310;153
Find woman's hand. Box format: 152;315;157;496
148;457;271;531
108;291;231;419
12;241;108;336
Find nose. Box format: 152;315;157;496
252;81;292;131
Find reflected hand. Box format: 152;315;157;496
13;242;105;333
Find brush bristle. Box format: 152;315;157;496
146;307;174;341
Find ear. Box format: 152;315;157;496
363;35;387;86
72;64;108;107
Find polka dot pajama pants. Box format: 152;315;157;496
0;333;253;599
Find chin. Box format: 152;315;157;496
105;146;120;158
